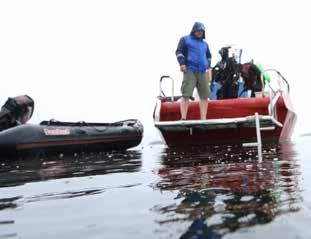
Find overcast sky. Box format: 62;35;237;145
0;0;310;141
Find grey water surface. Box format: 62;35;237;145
0;136;311;239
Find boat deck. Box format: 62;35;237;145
155;115;283;131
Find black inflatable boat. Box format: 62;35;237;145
0;96;143;156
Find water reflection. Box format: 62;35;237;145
0;150;143;238
154;142;301;238
0;150;142;188
0;196;20;211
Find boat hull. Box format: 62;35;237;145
154;95;296;146
0;119;143;156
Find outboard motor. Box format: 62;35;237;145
0;95;34;132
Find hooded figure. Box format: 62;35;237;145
176;22;212;73
191;21;206;39
176;22;212;121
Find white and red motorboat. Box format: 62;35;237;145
153;70;296;147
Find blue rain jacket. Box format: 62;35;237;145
176;22;212;73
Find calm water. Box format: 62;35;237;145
0;135;311;238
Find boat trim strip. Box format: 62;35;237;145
154;115;283;128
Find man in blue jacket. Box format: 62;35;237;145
176;22;212;120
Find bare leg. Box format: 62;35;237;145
180;96;189;120
199;99;208;120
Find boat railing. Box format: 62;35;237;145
159;75;174;102
261;69;290;95
262;69;289;120
158;70;289;121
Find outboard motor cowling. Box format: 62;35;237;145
0;95;34;132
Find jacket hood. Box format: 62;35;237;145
190;22;206;39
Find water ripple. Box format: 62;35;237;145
0;150;142;188
153;141;302;238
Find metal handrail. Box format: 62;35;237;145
159;75;174;102
261;69;290;120
261;69;290;94
268;91;280;120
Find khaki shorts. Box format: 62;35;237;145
181;71;211;99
